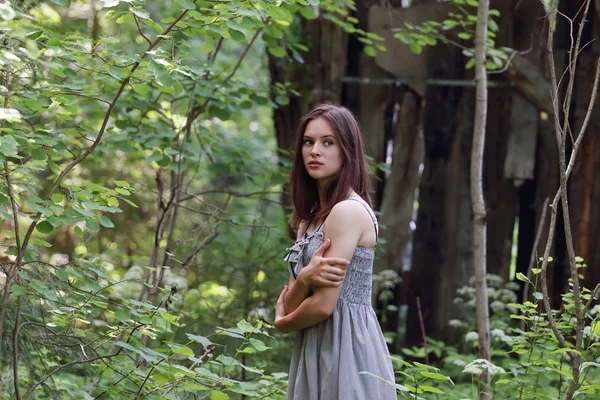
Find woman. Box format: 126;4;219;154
274;104;396;400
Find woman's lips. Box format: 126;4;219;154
308;162;323;168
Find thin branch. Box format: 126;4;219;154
134;361;162;399
133;14;152;45
224;27;263;82
53;91;111;105
23;353;125;399
522;197;549;306
12;295;22;400
584;284;600;313
539;0;572;353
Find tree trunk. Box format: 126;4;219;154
406;40;471;346
376;88;423;352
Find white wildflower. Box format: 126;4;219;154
449;319;464;328
49;253;69;266
462;363;483;376
487;274;504;288
491;329;505;338
505;282;520;291
465;331;479;342
487;288;498;299
453;359;467;367
462;359;505;377
490;300;505;313
583;326;599;341
500;289;518;303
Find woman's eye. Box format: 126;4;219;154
303;140;313;145
324;140;333;146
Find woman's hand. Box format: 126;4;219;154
274;285;289;331
298;239;350;287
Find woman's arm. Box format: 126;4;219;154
283;226;349;315
283;222;311;314
283;274;310;315
275;201;363;333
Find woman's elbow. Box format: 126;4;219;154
319;304;335;319
274;318;291;334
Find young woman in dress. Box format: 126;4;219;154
274;104;396;400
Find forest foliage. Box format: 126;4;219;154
0;0;599;399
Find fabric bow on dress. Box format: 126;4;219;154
284;235;312;278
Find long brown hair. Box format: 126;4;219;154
289;104;372;229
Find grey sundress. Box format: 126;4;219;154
283;198;397;400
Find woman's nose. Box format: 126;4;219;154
310;143;321;155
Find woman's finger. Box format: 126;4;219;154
322;265;347;276
324;273;344;282
323;257;350;267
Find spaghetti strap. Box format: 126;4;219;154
343;197;378;241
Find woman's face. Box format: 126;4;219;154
302;117;343;186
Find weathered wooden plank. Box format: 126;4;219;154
504;94;538;183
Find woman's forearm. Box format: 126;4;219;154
284;278;311;314
276;295;331;333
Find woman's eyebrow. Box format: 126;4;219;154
303;134;335;139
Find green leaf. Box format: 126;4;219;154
364;45;377;57
533;292;543;300
180;0;196;10
99;216;115;228
132;84;149;95
30;149;47;161
299;7;317;20
0;135;19;156
55;269;70;282
516;272;532;285
408;43;422;54
420;385;445;394
74;225;84;237
114;180;130;188
228;28;246;42
12;285;27;296
36;221;54;234
532;267;541;275
115;341;136;352
265;6;292;23
420;371;450;381
249;338;269;351
268;46;286;58
50;0;71;6
275;95;289;106
130;7;150;20
172;345;194;357
458;32;472;40
37;97;52;107
121;197;138;208
114;310;130;322
86;220;100;233
200;37;215;53
210;392;229;400
186;334;212;348
51;193;64;204
486;60;497;70
237;319;256;333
